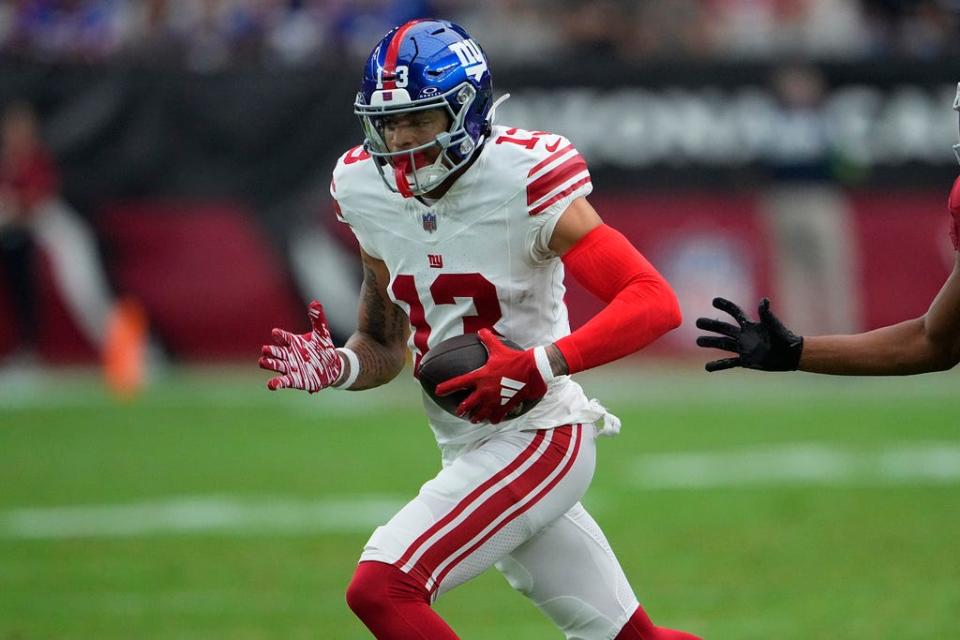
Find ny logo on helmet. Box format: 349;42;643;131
449;39;487;82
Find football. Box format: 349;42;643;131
418;333;543;419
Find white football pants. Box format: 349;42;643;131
359;423;640;639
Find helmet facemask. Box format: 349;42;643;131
355;83;482;197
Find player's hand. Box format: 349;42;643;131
695;297;803;372
435;328;547;425
259;301;343;392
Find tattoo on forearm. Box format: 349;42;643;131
390;304;407;343
360;263;408;345
349;341;401;387
361;264;389;344
345;262;409;389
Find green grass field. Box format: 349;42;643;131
1;364;958;639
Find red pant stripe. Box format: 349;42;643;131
426;424;582;592
393;429;548;572
408;426;573;586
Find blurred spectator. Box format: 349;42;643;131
706;0;871;60
123;0;185;66
762;65;863;336
439;0;562;64
627;0;712;60
0;101;148;395
555;0;634;58
2;0;134;63
264;0;328;66
769;64;835;181
327;0;438;60
0;0;957;68
0;102;48;362
863;0;960;58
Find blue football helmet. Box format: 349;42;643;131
354;19;494;198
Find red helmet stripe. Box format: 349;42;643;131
382;19;424;89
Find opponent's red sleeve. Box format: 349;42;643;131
948;175;960;251
555;224;682;374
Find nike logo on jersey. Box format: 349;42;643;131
544;138;562;153
499;377;525;405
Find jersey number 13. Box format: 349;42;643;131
392;273;502;373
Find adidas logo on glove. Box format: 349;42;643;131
499;377;526;405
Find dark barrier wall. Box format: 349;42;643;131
2;59;960;210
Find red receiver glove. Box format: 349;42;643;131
949;175;960;251
259;301;343;392
435;328;548;425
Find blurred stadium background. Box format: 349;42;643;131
1;1;959;638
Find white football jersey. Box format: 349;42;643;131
332;125;611;446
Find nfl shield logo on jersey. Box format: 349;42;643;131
422;212;438;233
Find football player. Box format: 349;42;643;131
259;19;698;640
696;87;960;376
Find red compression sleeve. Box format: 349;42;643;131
346;561;458;639
556;224;682;374
615;605;702;640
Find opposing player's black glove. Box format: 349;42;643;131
695;297;803;372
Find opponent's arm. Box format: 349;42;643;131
339;248;409;389
697;260;960;376
798;175;960;374
697;175;960;375
798;253;960;374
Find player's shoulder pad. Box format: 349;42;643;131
331;144;379;222
331;144;376;194
487;125;591;217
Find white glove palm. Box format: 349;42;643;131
259;301;343;393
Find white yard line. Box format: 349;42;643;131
0;496;405;540
2;442;958;540
630;441;960;489
1;363;959;411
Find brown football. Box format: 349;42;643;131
418;333;543;419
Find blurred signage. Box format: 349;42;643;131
499;84;959;169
